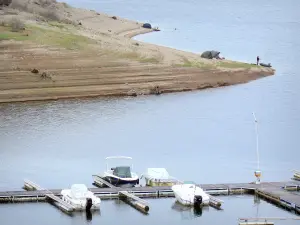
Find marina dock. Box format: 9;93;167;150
23;179;74;213
0;180;299;214
238;217;300;225
92;176;150;213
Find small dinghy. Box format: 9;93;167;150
61;184;101;211
172;181;209;207
259;62;272;67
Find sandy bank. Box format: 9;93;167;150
0;0;275;103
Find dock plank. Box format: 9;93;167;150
23;179;74;212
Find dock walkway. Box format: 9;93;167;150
1;180;299;214
23;179;74;213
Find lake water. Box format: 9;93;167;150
1;0;299;224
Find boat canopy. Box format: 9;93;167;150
106;156;133;160
105;156;134;171
113;166;132;178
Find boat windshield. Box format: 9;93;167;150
113;166;132;178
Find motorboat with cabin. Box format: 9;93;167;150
61;184;101;211
172;181;210;207
96;156;139;186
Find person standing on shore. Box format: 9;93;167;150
257;56;260;65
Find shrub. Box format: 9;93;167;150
10;17;25;32
10;0;28;11
10;0;60;21
0;0;12;6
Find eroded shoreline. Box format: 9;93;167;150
0;1;275;103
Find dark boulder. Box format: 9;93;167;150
200;50;221;59
142;23;152;29
31;68;39;74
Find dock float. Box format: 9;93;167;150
119;191;150;214
175;181;224;209
92;175;150;214
92;175;116;188
0;180;299;215
23;179;74;213
238;217;300;225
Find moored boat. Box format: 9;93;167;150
61;184;101;211
142;168;179;186
96;156;139;187
172;181;210;207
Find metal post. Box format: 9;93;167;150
253;112;261;184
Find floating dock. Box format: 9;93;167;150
238;217;300;225
0;180;299;214
23;179;74;213
92;175;150;214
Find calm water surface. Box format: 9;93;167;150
1;0;299;224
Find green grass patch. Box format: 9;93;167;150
29;25;92;50
175;57;215;69
175;56;258;70
48;21;66;30
0;26;30;41
0;31;30;41
216;61;257;69
0;24;93;50
139;57;160;64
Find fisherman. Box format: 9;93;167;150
256;56;260;65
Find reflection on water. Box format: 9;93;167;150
72;210;101;222
171;202;209;220
86;210;92;222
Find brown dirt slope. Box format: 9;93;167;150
0;0;275;103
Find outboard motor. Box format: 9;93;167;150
194;195;202;207
86;198;93;212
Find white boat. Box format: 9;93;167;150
172;182;210;207
100;156;139;186
61;184;101;211
142;168;179;186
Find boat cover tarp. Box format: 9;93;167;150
113;166;132;178
71;184;88;199
201;50;220;59
145;168;170;179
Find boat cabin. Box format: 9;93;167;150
111;166;132;178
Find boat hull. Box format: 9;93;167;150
61;189;101;211
103;176;139;186
172;184;210;207
145;177;177;187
